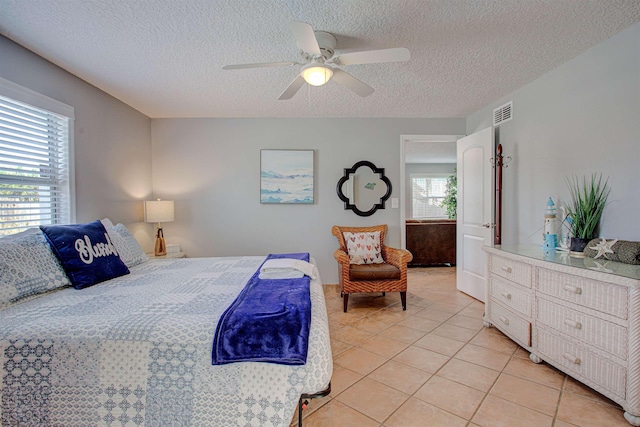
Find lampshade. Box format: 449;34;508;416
301;63;333;86
144;200;174;223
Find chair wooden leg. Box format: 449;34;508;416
343;294;349;312
400;292;407;310
382;292;386;296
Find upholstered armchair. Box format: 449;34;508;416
332;224;413;312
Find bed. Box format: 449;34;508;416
0;222;332;426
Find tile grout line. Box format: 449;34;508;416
313;270;629;426
376;299;487;425
552;375;568;426
320;272;503;425
326;287;462;424
308;270;588;426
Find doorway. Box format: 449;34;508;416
399;135;462;250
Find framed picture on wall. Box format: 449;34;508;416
260;149;314;204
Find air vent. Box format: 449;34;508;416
493;101;513;126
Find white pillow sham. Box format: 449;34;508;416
0;229;71;306
105;223;149;268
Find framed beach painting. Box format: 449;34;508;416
260;149;314;204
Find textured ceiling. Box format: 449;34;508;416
1;1;639;119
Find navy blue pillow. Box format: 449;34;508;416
40;220;130;289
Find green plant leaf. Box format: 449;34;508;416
440;168;457;219
565;173;610;239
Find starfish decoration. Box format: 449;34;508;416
589;238;618;259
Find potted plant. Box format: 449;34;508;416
565;173;610;256
440;169;457;219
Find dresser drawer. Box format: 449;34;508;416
490;255;532;288
536;297;627;359
535;327;626;399
536;268;628;319
489;301;531;347
489;276;532;317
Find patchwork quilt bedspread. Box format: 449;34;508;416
0;256;332;426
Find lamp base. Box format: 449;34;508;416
153;237;167;256
154;237;167;256
154;227;167;256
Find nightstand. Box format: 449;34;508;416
146;251;186;259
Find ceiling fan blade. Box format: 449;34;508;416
223;61;296;70
289;21;321;56
278;75;306;100
335;47;410;66
331;68;374;97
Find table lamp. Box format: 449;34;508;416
144;199;174;256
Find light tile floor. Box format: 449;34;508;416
292;266;629;427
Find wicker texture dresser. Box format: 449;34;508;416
483;246;640;426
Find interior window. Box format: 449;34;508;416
0;78;74;236
410;174;448;219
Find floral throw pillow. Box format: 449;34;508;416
343;231;384;265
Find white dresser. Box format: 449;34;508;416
483;246;640;426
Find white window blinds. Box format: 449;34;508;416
0;85;73;236
411;174;448;219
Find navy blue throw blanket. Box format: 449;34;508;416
212;253;312;366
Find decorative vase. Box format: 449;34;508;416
569;237;591;257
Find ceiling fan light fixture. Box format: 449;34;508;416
224;22;408;99
301;63;333;86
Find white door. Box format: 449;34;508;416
456;127;494;302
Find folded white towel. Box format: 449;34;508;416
259;269;305;280
259;258;316;280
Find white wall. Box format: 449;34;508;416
467;22;640;246
151;118;465;283
0;36;154;248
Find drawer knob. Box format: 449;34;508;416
499;315;510;325
563;352;581;365
500;292;512;300
563;284;583;295
563;318;582;330
501;266;512;273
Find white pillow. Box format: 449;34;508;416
105;223;149;267
0;229;71;306
100;217;115;228
343;231;384;265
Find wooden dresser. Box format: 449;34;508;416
405;220;456;266
483;246;640;426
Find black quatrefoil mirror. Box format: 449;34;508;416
337;160;392;217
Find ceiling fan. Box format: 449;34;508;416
222;21;410;100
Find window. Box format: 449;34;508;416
0;77;74;236
410;174;448;219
